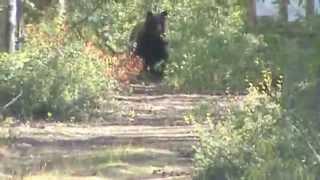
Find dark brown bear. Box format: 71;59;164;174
131;11;169;78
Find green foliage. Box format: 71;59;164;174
23;0;319;94
32;1;320;179
38;0;262;93
24;0;57;23
188;88;320;180
4;0;320;178
68;0;150;52
0;22;114;119
187;13;320;178
64;0;258;92
159;0;265;92
257;18;320;121
173;2;320;177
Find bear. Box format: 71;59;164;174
130;10;169;79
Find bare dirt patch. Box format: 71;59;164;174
0;83;243;179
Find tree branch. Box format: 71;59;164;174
1;90;23;112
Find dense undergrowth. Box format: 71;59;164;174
2;1;320;179
188;85;320;179
62;0;269;92
185;12;320;180
0;18;116;119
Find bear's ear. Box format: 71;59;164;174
146;11;153;19
160;11;168;17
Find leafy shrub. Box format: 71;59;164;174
28;0;309;94
0;21;114;119
258;22;320;123
68;0;150;52
184;12;320;178
64;1;266;92
162;0;267;92
188;86;320;180
83;41;144;85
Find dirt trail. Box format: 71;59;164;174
0;83;242;180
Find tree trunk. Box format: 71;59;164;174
0;0;9;52
280;0;288;22
8;0;18;52
306;0;315;18
58;0;65;17
16;0;23;50
0;0;22;52
247;0;256;29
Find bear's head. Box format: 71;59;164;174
143;11;168;36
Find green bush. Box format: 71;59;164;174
38;0;320;95
0;23;114;119
258;21;320;123
188;86;320;180
64;1;265;92
161;0;266;92
183;12;320;179
68;0;152;52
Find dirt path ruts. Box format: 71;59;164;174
0;83;243;180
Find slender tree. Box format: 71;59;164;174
306;0;315;18
8;0;18;52
247;0;257;28
58;0;66;17
0;0;23;52
0;0;9;52
280;0;289;22
16;0;23;50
